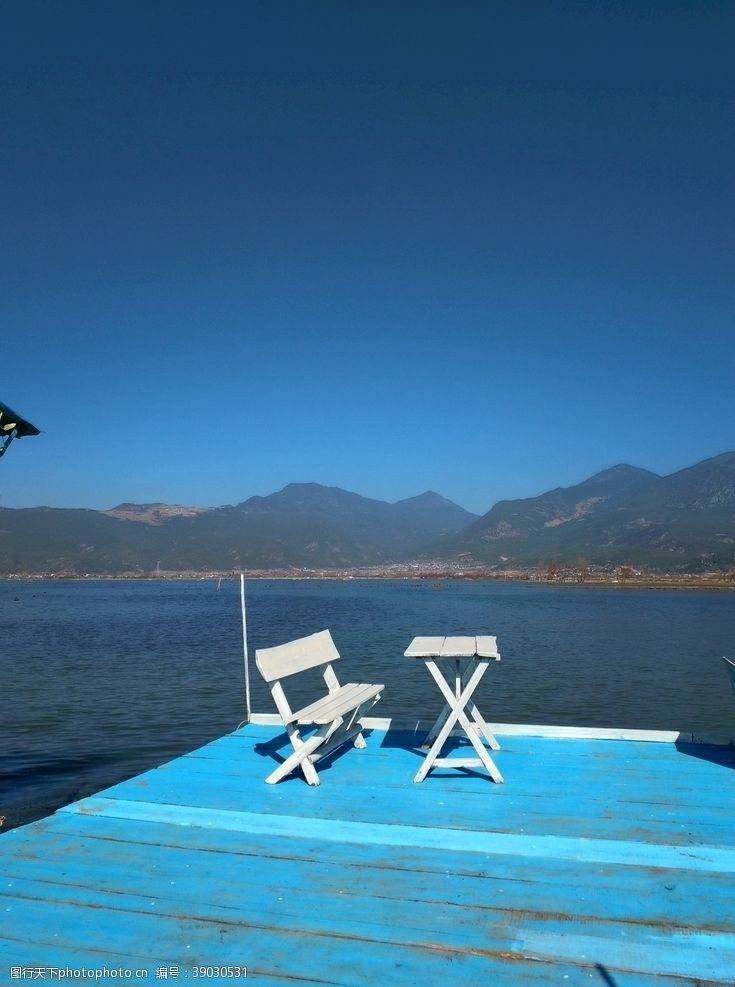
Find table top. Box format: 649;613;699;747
404;635;500;660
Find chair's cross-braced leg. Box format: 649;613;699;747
265;724;325;786
348;704;368;748
266;692;380;786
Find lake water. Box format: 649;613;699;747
2;578;734;830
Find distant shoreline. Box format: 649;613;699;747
2;568;735;591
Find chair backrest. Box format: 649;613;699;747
255;629;341;684
723;656;735;693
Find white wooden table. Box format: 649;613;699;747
405;635;504;784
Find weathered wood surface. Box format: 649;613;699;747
2;724;735;984
403;635;446;657
255;628;340;682
439;635;477;657
404;635;501;660
476;634;500;658
250;712;694;743
288;682;383;725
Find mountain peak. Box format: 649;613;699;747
281;481;332;493
583;464;659;487
392;491;479;529
395;491;458;508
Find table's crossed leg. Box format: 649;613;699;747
422;661;501;752
414;659;504;784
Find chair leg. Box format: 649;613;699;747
349;696;380;748
265;748;320;786
265;694;381;784
266;728;322;785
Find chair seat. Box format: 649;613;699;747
288;682;385;725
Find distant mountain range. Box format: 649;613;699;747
1;452;734;573
0;485;478;573
429;453;735;570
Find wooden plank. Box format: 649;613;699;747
80;731;735;846
159;747;735;823
439;635;477;656
108;778;732;844
512;928;735;983
0;893;603;987
248;713;694;744
431;757;484;768
5;852;735;983
0;933;706;987
180;741;735;806
475;634;500;658
481;722;688;743
59;798;735;872
98;725;735;793
404;636;444;657
10;815;735;927
106;764;727;828
0;944;675;987
289;682;383;724
5;820;735;987
19;812;735;930
254;629;340;683
0;910;685;987
287;682;364;723
86;764;735;843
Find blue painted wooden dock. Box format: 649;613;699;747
2;719;735;985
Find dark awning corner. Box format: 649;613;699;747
0;400;40;458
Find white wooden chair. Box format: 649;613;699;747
255;630;384;785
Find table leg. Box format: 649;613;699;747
468;701;501;750
422;662;500;751
421;658;461;748
450;701;504;783
414;661;503;783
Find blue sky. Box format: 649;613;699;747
2;1;733;515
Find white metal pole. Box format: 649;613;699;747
240;573;251;723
